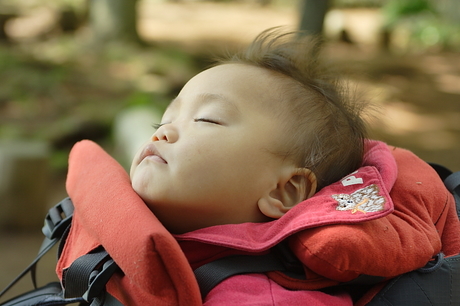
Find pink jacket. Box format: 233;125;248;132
58;140;460;305
175;140;460;305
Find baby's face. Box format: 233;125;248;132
130;64;294;233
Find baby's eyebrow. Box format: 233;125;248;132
165;93;241;114
196;93;241;114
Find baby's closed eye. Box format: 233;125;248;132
194;118;222;125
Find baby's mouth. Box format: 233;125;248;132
139;144;167;164
144;154;167;164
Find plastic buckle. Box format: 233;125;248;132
42;197;74;240
83;258;119;303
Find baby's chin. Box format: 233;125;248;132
130;181;153;206
130;169;154;195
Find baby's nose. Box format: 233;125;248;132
152;125;178;143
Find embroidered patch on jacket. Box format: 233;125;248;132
332;184;385;214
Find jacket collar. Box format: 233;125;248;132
175;140;397;252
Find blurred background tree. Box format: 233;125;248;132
298;0;330;35
89;0;141;44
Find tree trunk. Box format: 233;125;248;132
298;0;330;36
89;0;140;44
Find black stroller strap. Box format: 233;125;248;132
0;198;74;298
0;198;124;306
194;252;286;299
429;163;460;219
366;252;460;306
194;251;385;300
444;171;460;218
194;241;312;298
0;282;85;306
63;248;120;303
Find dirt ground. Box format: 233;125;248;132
1;1;460;302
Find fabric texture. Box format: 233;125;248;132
58;139;460;306
58;140;202;306
176;141;460;303
204;274;353;306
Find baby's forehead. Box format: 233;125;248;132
179;64;300;106
166;64;286;107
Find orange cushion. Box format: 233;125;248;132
290;146;458;282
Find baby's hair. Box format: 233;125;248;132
216;28;367;190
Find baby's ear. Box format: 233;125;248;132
258;169;317;219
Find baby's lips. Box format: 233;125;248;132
139;143;167;164
144;154;167;164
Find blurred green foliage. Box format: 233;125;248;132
1;0;459;171
382;0;460;51
333;0;386;8
384;0;435;25
330;0;460;51
0;35;201;171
